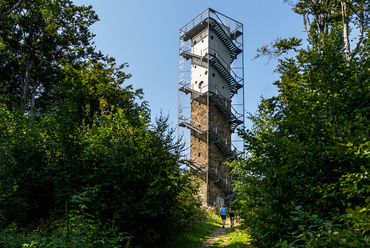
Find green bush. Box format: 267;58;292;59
0;107;201;247
230;2;370;247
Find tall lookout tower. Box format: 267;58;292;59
178;8;244;208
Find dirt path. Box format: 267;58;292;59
196;227;227;248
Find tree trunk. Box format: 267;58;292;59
21;16;35;114
341;2;351;61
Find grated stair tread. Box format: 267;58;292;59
208;170;233;195
208;131;235;159
208;18;242;58
209;93;242;127
209;56;239;95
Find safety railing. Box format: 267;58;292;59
208;85;244;124
179;115;206;133
208;48;242;84
209;9;243;50
179;8;209;39
179;45;207;60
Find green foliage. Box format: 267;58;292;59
0;103;200;247
231;1;370;247
0;2;201;246
166;208;221;248
0;0;101;113
255;37;302;60
0;222;131;248
58;58;144;126
279;200;370;247
213;226;252;248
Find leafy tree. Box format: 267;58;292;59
0;1;201;247
0;100;200;247
231;1;370;247
0;0;101;114
0;0;22;19
58;57;144;126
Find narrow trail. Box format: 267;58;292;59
196;227;227;248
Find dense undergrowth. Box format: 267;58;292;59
0;108;202;248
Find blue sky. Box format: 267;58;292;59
72;0;305;132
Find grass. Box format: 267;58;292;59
165;208;253;248
165;209;222;248
213;225;253;248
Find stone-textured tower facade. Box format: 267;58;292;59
178;8;244;208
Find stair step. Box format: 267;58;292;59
208;18;242;57
209;56;239;95
209;93;242;125
208;170;233;196
208;131;235;159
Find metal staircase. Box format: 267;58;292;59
180;17;242;64
208;170;233;196
179;50;242;97
206;18;242;63
178;9;244;205
209;92;243;132
208;54;243;96
179;117;238;152
208;130;235;159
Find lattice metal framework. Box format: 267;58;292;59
178;8;244;206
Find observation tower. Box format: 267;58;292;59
178;8;244;208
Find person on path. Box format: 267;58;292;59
229;207;235;227
220;205;227;228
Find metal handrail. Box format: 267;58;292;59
179;75;243;124
208;169;233;190
179;115;205;131
180;153;205;170
179;8;209;36
208;48;243;84
180;45;242;88
211;10;243;49
209;8;242;30
179;9;243;51
180;45;206;58
210;128;238;152
208;85;244;122
179;79;190;89
179;79;209;96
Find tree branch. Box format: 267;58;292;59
0;0;23;19
350;9;364;60
303;14;313;41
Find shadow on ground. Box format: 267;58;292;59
165;222;221;248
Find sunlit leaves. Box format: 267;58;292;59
0;0;101;113
232;1;370;247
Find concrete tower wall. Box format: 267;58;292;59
191;29;231;99
191;29;208;94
